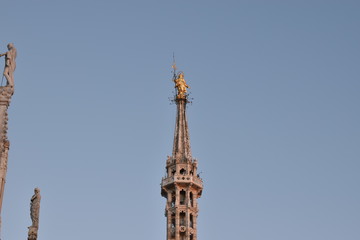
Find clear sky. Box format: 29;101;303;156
1;0;360;239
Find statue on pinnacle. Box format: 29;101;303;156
174;72;190;100
28;188;41;240
0;43;17;88
0;44;15;238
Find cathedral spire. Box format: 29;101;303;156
172;72;191;162
161;66;203;240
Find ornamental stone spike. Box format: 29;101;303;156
0;43;15;235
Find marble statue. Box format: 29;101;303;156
30;188;41;227
0;43;17;88
28;188;41;240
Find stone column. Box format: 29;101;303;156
186;189;190;207
193;192;198;208
186;188;191;239
175;187;179;206
167;212;171;240
175;210;180;240
186;211;190;240
0;141;9;209
166;191;172;239
0;86;13;233
192;160;197;176
193;214;198;240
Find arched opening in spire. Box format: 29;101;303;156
190;214;194;228
171;213;175;238
180;168;186;175
171;192;176;207
190;192;194;207
179;190;186;205
180;212;186;226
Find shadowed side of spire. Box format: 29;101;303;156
172;99;192;162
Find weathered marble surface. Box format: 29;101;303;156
0;44;15;232
0;43;17;88
28;188;41;240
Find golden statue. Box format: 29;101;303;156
174;72;190;99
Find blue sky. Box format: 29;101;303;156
1;1;360;239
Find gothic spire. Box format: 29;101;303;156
172;72;191;162
161;66;203;240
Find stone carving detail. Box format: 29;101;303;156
0;141;9;171
0;86;14;100
28;188;41;240
0;43;17;88
179;226;186;232
2;111;8;140
0;110;9;156
27;227;38;240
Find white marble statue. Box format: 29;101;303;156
0;43;17;88
30;188;41;228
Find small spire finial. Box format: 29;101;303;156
171;52;177;80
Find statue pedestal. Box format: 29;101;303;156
0;86;13;104
28;226;38;240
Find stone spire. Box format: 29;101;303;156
0;85;13;235
161;70;203;240
172;97;192;162
0;43;16;234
